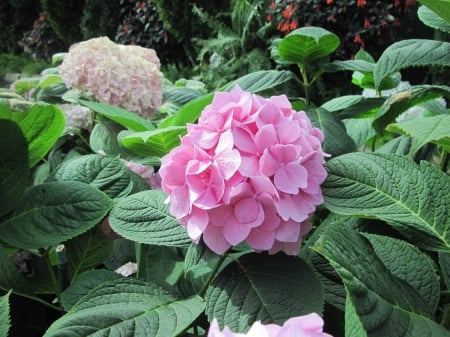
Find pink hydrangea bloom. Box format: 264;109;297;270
208;314;333;337
59;37;163;118
124;161;162;190
159;85;328;255
58;103;93;130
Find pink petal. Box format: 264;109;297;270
186;208;209;242
246;228;275;250
222;216;251;245
274;163;308;194
203;225;232;254
234;197;264;227
170;185;190;218
214;149;241;179
275;219;300;242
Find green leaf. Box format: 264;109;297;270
343;118;377;148
51;154;149;199
11;77;40;94
0;290;11;337
61;270;122;311
306;107;357;156
121;126;187;157
0;181;113;249
0;119;28;216
374;39;450;89
322;152;450;251
323;60;374;73
314;225;450;337
79;100;155;132
363;234;440;313
372;85;450;135
345;296;368;337
277;27;340;65
417;0;450;24
65;227;114;279
89;121;125;156
321;95;384;119
418;5;450;33
439;252;450;289
44;278;205;337
223;70;295;93
16;104;65;167
109;190;191;247
205;253;323;332
0;245;30;295
386;115;450;155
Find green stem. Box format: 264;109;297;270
11;291;60;312
43;250;63;310
298;64;310;106
441;290;450;296
198;253;228;298
440;150;449;173
441;304;450;329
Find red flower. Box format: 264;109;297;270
282;4;296;19
270;1;276;9
326;0;333;4
406;0;416;5
139;2;146;9
354;34;362;44
364;18;370;28
267;13;272;22
289;20;298;30
122;24;129;32
357;0;366;6
277;21;291;32
394;0;400;6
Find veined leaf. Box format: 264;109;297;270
439;252;450;289
44;278;205;337
16;104;65;167
79;100;155;132
363;234;440;313
0;181;113;249
322;152;450;251
418;6;450;33
314;225;450;337
321;95;384;119
223;70;294;93
121;126;186;157
205;253;323;333
323;60;374;73
65;227;114;279
277;27;340;65
345;296;368;337
374;39;450;89
386;115;450;155
372;85;450;135
306;107;357;156
417;0;450;24
109;190;191;247
343;118;377;148
61;270;122;311
0;120;28;216
0;290;11;337
51;154;149;199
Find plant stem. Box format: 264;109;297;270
440;150;449;172
298;64;310;106
198;253;228;298
43;249;63;311
12;291;60;312
441;304;450;329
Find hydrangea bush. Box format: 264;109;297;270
0;2;449;337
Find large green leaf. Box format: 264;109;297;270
44;278;205;337
372;85;450;135
223;70;295;93
374;39;450;89
314;225;450;337
321;95;384;119
89;121;126;156
322;153;450;251
0;290;11;337
121;126;187;157
61;270;122;311
343;118;377;148
51;154;149;199
306;107;357;156
65;227;114;279
109;190;191;247
418;5;450;33
0;181;113;249
277;27;340;65
0;119;28;216
386;115;450;155
345;296;368;337
363;234;440;313
15;104;65;167
205;253;323;333
79;100;155;132
417;0;450;24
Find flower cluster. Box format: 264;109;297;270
124;160;162;190
160;86;327;255
58;103;93;131
208;313;332;337
59;36;163;118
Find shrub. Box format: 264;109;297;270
267;0;427;60
41;0;85;45
0;0;41;54
19;13;66;61
80;0;122;40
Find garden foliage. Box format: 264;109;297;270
0;1;449;337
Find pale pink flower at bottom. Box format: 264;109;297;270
208;314;333;337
